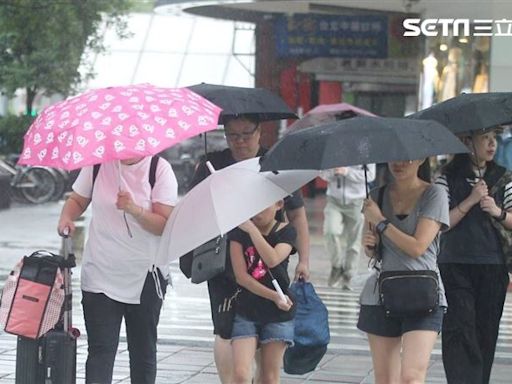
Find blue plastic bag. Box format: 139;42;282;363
283;279;330;375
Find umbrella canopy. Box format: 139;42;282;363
18;84;222;170
260;116;469;172
288;102;376;131
187;83;297;124
156;157;318;262
408;92;512;135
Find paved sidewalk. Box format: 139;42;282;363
1;198;511;383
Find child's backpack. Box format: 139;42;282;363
0;251;65;339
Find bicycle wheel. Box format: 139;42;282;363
49;168;67;201
18;167;56;204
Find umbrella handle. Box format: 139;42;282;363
272;279;287;302
363;165;369;198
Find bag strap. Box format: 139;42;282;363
148;156;159;189
376;186;386;262
92;156;159;190
269;220;280;235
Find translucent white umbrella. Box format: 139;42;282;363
156;157;318;264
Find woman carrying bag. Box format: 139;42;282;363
435;128;512;384
357;159;449;384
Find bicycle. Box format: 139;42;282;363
0;155;66;204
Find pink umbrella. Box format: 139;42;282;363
18;84;222;170
287;102;376;132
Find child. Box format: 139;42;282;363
229;200;296;384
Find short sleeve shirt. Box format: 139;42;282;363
228;224;297;323
359;184;450;306
73;157;178;304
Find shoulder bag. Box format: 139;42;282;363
190;235;228;284
376;186;440;317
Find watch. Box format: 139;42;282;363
376;219;390;235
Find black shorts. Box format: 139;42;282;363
207;274;238;339
357;305;445;337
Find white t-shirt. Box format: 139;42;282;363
73;157;178;304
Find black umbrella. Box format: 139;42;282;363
408;92;512;135
187;83;298;124
259;116;469;174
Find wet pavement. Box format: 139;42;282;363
0;197;511;383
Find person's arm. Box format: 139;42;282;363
480;196;512;230
363;198;441;259
230;240;292;310
116;192;173;236
57;192;90;236
286;206;310;280
238;220;293;267
448;179;488;228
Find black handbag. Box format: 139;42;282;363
191;235;228;284
378;270;439;317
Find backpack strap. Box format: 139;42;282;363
92;156;159;190
375;185;386;264
92;164;100;187
149;156;159;189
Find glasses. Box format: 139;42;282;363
225;126;259;141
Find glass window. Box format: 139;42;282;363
419;33;490;109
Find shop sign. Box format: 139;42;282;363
275;14;388;58
298;57;418;78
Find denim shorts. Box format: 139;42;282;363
357;305;445;337
231;314;295;346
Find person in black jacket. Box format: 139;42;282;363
188;114;310;383
435;128;512;384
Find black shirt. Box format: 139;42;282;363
228;224;297;323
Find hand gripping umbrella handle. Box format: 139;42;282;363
272;279;287;302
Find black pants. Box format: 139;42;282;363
440;263;509;384
81;272;167;384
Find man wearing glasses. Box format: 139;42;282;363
188;114;310;384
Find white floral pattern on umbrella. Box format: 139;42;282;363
18;84;222;170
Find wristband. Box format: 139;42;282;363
497;209;507;222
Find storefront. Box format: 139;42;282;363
272;13;421;119
418;33;491;110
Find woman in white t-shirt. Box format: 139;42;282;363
58;156;178;384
